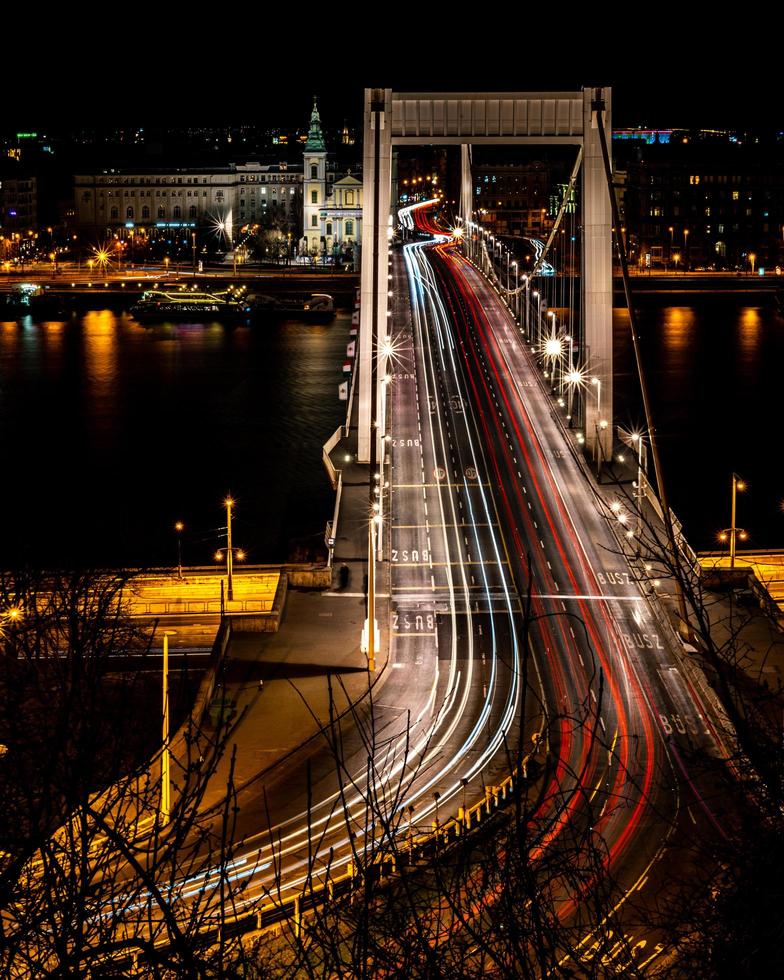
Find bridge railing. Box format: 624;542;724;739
104;732;545;970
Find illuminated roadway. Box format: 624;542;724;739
99;201;734;971
394;200;734;968
199;201;732;964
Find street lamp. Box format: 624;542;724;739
174;521;184;580
591;377;606;477
533;290;541;348
749;252;757;276
225;496;234;601
161;629;177;824
719;473;747;568
630;432;648;549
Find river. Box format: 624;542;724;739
0;296;781;569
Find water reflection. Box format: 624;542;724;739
0;309;350;567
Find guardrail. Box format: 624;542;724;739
107;736;543;973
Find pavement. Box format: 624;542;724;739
195;361;392;810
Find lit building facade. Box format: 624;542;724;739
73;163;301;238
72;100;361;262
301;100;362;261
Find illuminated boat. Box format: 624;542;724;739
130;288;246;322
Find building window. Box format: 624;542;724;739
311;190;318;204
311;214;318;227
110;207;119;219
346;191;354;206
732;191;740;200
311;164;318;179
126;207;134;219
326;222;333;236
346;220;354;236
158;206;165;218
142;206;150;219
189;205;197;218
173;205;181;218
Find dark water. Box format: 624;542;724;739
614;297;784;552
0;312;350;568
0;297;781;568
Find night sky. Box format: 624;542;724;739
5;13;778;134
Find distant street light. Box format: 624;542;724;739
174;521;184;579
225;496;235;601
718;473;747;568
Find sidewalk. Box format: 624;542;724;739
198;370;392;805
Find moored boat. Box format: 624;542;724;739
245;293;335;323
130;288;247;322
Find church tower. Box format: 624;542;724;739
303;97;327;255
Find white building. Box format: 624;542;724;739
74;163;301;240
301;100;363;264
73;100;361;262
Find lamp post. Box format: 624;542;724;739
174;521;184;580
512;260;518;322
591;377;606;478
225;496;234;601
533;290;541;348
729;473;746;568
161;629;177;824
630;432;647;551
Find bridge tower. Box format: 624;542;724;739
358;87;613;465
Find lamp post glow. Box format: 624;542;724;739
225;496;234;601
630;432;647;550
533;290;541;348
591;377;605;477
729;473;746;568
175;521;184;579
161;629;177;824
362;515;381;672
565;366;584;426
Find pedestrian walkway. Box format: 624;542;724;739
196;364;391;806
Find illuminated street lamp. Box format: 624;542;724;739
161;629;178;825
591;377;607;477
718;473;747;568
749;252;757;276
629;432;648;550
174;521;184;579
225;496;235;601
564;365;585;425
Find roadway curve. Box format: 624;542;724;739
401;200;734;970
